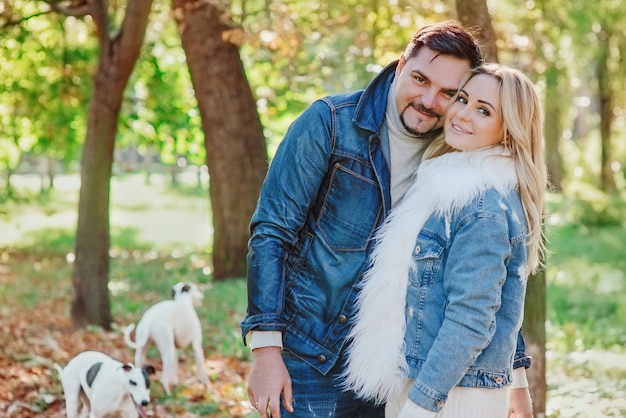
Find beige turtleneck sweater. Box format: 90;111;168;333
386;77;436;207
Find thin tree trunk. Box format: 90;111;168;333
544;65;564;191
172;0;268;280
455;0;499;62
525;269;547;416
597;30;616;191
69;0;153;329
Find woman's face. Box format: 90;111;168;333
444;74;504;151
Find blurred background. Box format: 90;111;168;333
1;0;625;417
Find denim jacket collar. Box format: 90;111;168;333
354;61;399;135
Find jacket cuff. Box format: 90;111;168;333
511;367;529;389
513;353;532;370
249;330;283;350
407;379;447;413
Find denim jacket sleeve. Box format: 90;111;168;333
408;211;526;410
514;328;532;369
241;99;334;343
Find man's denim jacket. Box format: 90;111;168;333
241;62;531;375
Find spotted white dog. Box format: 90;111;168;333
124;282;210;394
56;350;155;418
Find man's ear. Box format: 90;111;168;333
396;54;406;77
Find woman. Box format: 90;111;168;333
342;63;547;418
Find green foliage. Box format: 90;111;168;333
3;0;625;187
0;4;94;175
545;192;626;351
121;3;206;167
238;0;452;151
553;188;626;227
16;227;76;256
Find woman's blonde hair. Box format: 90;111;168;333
423;63;547;272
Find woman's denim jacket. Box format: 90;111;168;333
405;187;528;410
240;62;531;375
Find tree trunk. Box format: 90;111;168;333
544;65;564;191
525;269;547;416
597;30;616;191
71;82;116;329
172;0;268;280
455;0;499;62
70;0;153;329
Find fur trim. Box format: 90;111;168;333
341;146;517;404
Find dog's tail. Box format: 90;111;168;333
124;323;138;349
53;363;64;379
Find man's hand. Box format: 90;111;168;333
247;346;293;418
508;387;533;418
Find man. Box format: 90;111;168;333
242;20;533;418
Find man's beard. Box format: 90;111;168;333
399;103;442;136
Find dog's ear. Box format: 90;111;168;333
86;362;103;388
182;283;191;293
171;287;176;298
142;365;155;389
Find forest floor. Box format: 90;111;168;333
0;257;255;418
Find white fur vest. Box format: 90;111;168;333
341;146;518;404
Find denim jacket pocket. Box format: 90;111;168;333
317;162;381;251
410;232;445;286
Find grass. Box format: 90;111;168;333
542;190;626;417
0;231;254;417
545;192;626;352
2;173;626;417
0;173;254;417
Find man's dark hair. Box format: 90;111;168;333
405;20;483;68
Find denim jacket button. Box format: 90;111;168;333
494;376;504;384
338;315;347;324
414;245;421;254
436;401;444;408
317;355;327;363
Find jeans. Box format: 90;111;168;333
281;350;384;417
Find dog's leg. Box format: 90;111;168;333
191;334;210;391
59;377;82;418
77;390;90;418
152;330;177;394
131;326;151;369
134;340;149;370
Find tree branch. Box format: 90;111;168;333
47;0;97;18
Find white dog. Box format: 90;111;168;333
55;350;155;418
124;282;210;394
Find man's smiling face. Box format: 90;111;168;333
394;47;471;136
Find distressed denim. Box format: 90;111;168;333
403;188;530;411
